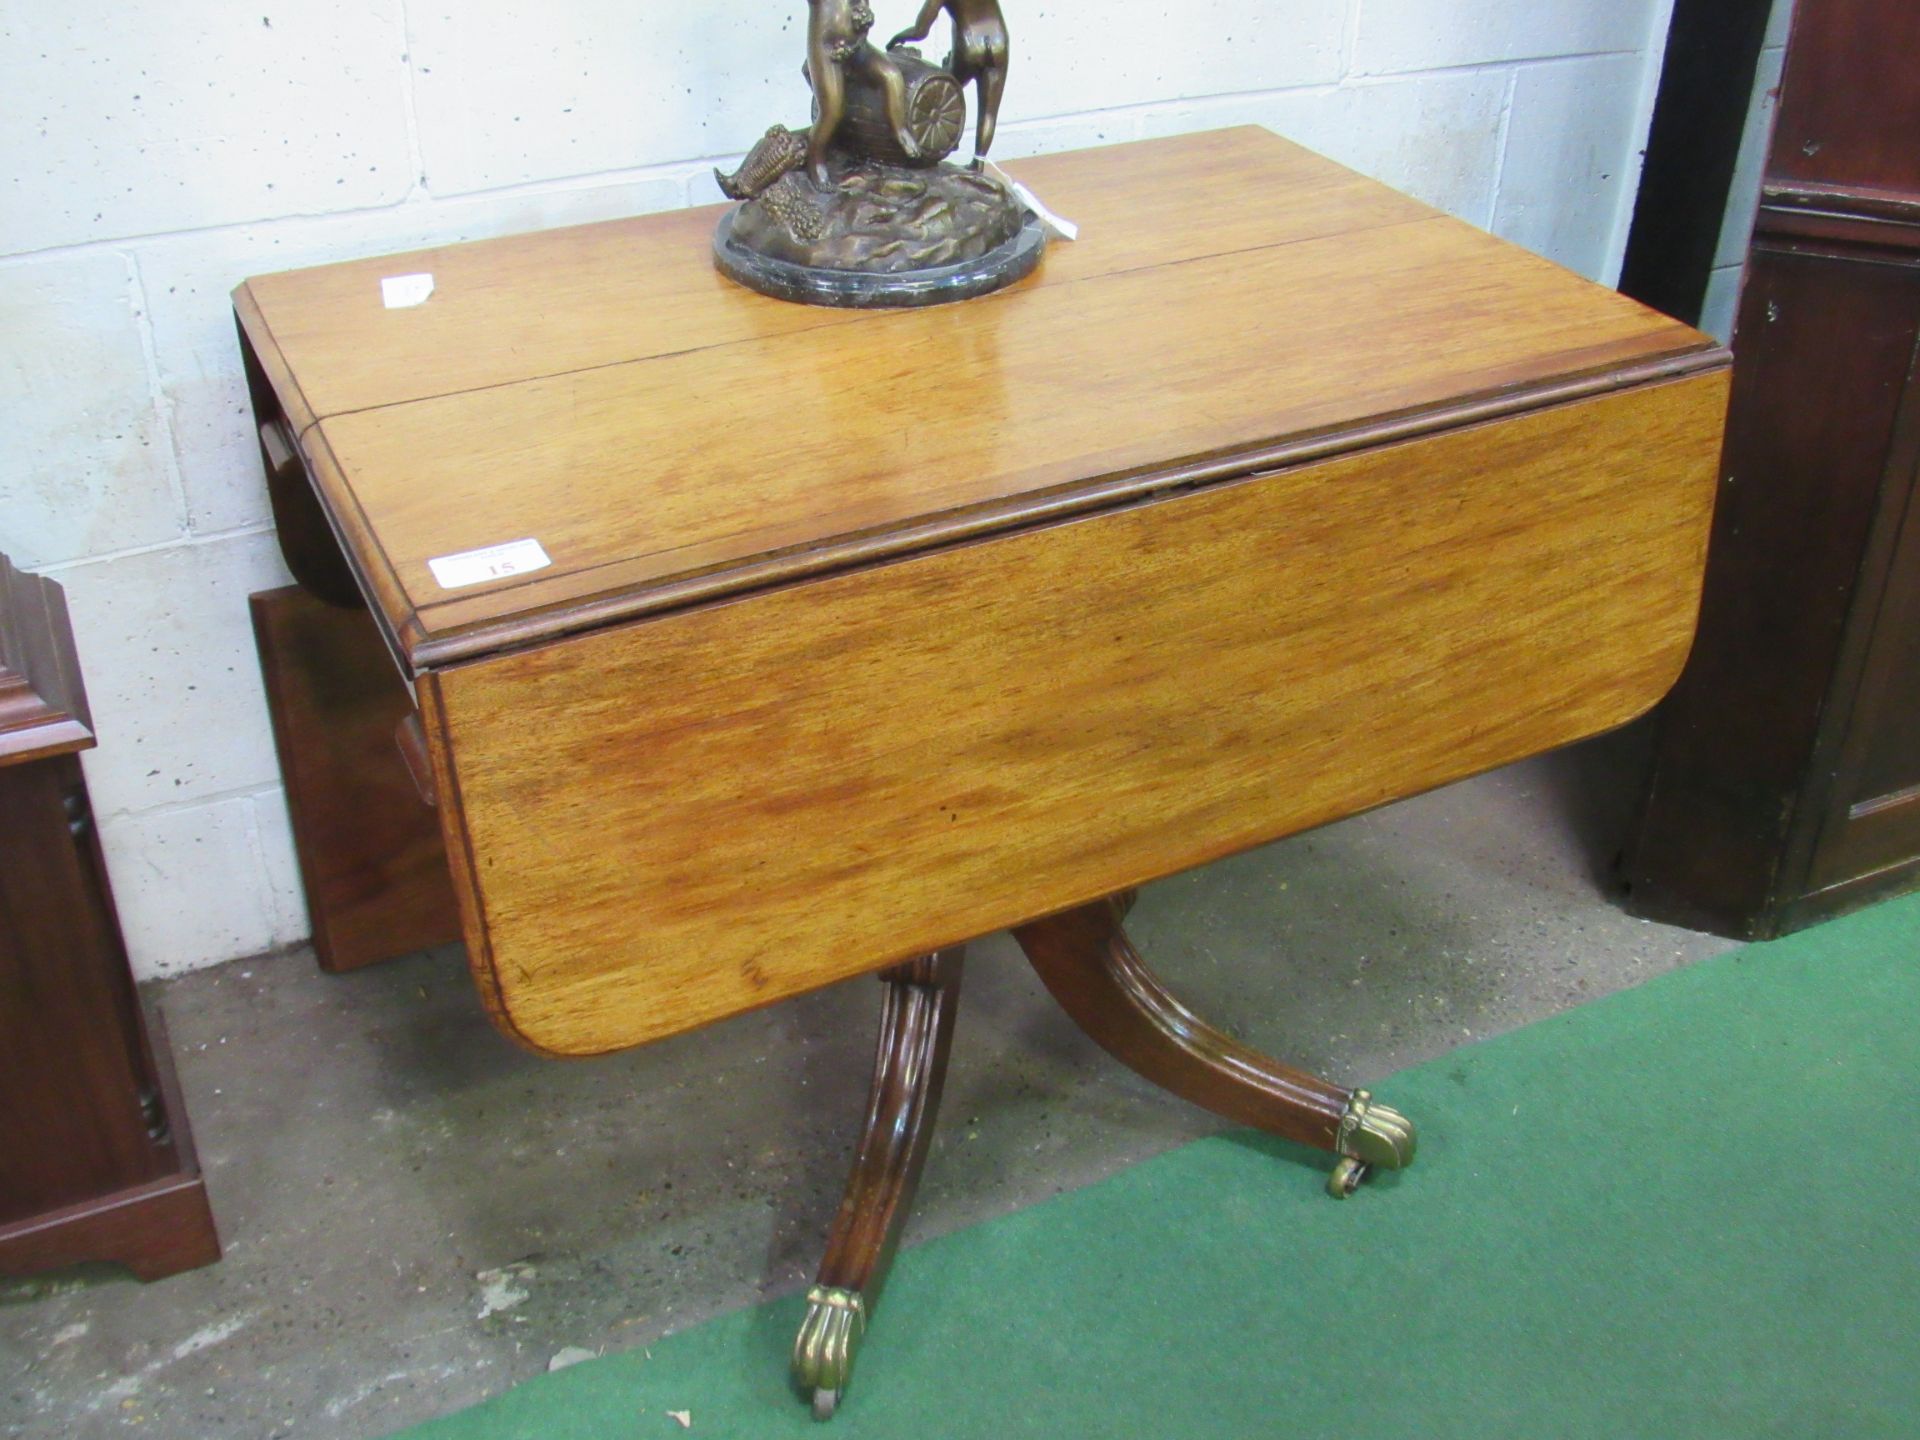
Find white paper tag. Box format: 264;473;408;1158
982;161;1079;242
380;272;435;309
427;538;551;590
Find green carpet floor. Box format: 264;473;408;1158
395;893;1920;1439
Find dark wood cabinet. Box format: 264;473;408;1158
1626;0;1920;937
0;553;220;1281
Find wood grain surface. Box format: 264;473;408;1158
423;373;1728;1056
239;129;1428;418
237;128;1717;670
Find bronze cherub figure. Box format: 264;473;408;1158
888;0;1009;160
711;0;1041;308
807;0;922;185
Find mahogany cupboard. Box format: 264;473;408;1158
1626;0;1920;936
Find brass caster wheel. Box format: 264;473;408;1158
1328;1155;1369;1198
812;1388;841;1422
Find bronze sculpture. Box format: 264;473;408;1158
712;0;1042;307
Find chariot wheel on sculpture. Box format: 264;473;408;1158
905;63;967;158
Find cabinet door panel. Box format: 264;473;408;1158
1810;450;1920;888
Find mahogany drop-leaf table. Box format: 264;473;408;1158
235;128;1728;1416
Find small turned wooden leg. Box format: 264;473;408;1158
793;949;964;1419
1012;896;1415;1193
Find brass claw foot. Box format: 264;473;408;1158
793;1285;866;1420
1339;1089;1418;1168
1328;1089;1417;1198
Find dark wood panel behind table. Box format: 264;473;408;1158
1768;0;1920;197
1626;250;1920;933
1624;0;1920;936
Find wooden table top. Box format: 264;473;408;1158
237;128;1731;1054
236;127;1721;672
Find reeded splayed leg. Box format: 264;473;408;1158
1012;895;1415;1197
793;948;964;1420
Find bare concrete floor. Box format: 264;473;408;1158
1;734;1732;1439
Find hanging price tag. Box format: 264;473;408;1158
982;161;1080;241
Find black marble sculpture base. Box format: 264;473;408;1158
713;209;1047;308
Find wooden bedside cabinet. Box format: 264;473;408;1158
0;553;221;1282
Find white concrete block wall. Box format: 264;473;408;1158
0;0;1679;979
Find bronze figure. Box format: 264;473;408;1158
807;0;922;186
711;1;1042;307
888;0;1009;159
